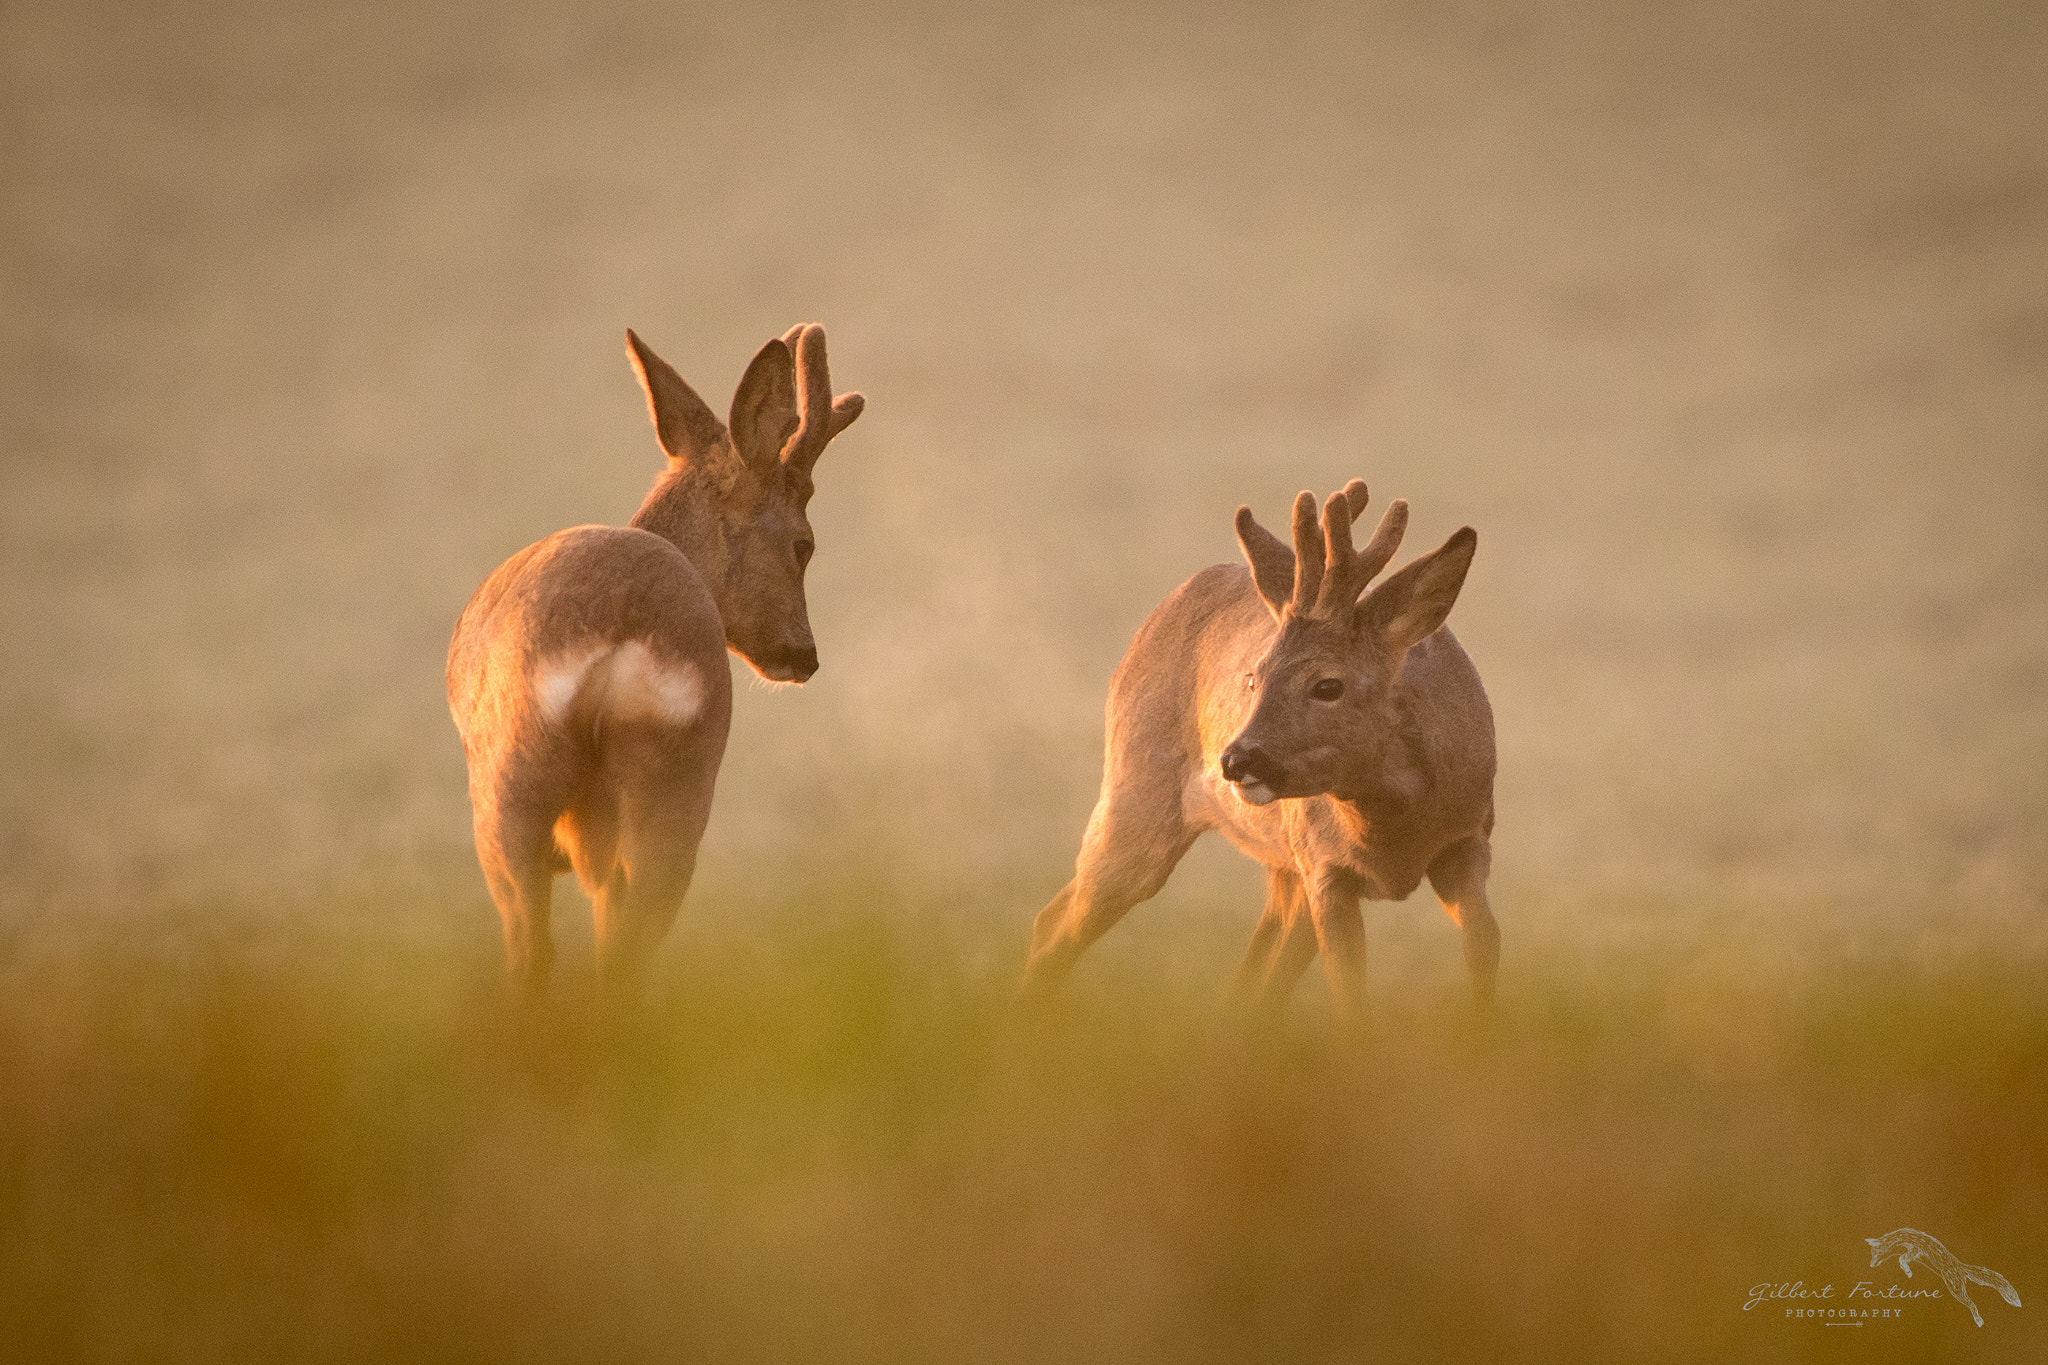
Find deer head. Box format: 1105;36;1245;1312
1221;482;1476;806
624;324;864;682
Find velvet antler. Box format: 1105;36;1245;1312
777;324;865;479
1237;480;1405;622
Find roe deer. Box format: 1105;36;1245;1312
447;324;864;989
1023;482;1497;1021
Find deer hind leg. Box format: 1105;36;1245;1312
473;804;557;993
589;722;721;993
1232;867;1319;1015
591;846;699;993
1024;793;1197;992
1427;835;1499;1008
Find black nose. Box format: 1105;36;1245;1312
791;645;819;677
1220;744;1282;786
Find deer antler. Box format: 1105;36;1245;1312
1291;485;1409;619
1354;498;1409;588
778;324;865;478
1238;480;1405;622
1288;492;1325;615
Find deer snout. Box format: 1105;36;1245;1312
743;635;819;684
763;642;818;683
1220;743;1284;804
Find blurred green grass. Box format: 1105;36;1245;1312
2;902;2041;1363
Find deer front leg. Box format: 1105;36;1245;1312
1232;867;1319;1016
1306;869;1367;1026
1230;867;1293;997
1427;835;1499;1009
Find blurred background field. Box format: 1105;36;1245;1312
2;909;2043;1362
2;0;2044;1358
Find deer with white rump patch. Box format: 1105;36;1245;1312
1023;482;1497;1020
448;325;863;989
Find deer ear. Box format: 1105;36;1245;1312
728;337;800;473
1357;527;1476;650
1235;506;1295;620
626;330;729;470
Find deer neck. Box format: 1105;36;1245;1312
627;470;739;626
1334;696;1432;822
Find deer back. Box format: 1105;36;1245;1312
447;525;732;777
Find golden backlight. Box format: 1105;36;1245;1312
1;0;2042;1359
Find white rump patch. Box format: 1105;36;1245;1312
531;641;705;728
604;641;705;725
532;646;608;723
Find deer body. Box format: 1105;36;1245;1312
449;325;862;988
1025;483;1497;1020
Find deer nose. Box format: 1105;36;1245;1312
1220;744;1282;787
789;644;819;679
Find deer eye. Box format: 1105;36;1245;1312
1311;678;1344;702
794;538;815;567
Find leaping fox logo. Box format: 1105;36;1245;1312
1866;1228;2022;1326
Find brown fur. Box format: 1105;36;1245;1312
447;325;863;989
1024;482;1498;1021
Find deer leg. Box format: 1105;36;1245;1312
1258;897;1322;1014
1233;868;1319;1014
474;806;556;994
1231;870;1293;998
1027;883;1077;968
1427;836;1499;1009
592;866;688;993
1306;872;1367;1026
1023;799;1197;992
592;834;701;994
591;725;718;994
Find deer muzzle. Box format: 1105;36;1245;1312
749;639;819;684
1220;742;1285;805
